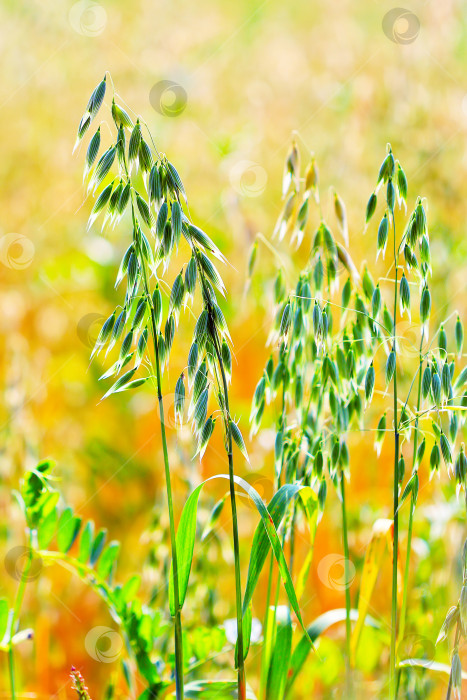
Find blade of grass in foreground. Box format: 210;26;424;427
265;605;293;700
169;475;313;645
285;609;381;698
184;680;257;699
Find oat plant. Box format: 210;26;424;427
75;72;246;698
249;140;467;697
75;74;310;699
5;79;465;697
248;143;380;696
363;146;467;697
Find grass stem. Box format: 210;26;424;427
154;339;185;700
340;471;353;693
259;552;275;700
397;330;425;692
212;332;246;699
390;212;399;700
8;646;15;700
129;188;184;699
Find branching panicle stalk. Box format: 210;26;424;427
397;330;424;669
153;317;185;698
390;213;400;700
199;272;246;698
129;177;185;698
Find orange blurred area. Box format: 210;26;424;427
1;1;467;698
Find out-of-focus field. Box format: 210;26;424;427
1;0;467;697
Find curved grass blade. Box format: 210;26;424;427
350;518;393;663
184;680;257;699
266;606;292;700
0;599;8;644
284;608;380;697
295;488;319;600
235;603;253;666
169;476;312;648
243;483;303;613
397;659;467;679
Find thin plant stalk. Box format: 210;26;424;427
153;328;185;699
390;214;400;699
397;330;424;687
323;273;353;682
259;472;281;700
265;384;288;682
259;551;275;700
258;394;288;699
8;646;15;700
7;534;33;700
195;255;245;698
212;331;246;699
340;470;352;691
446;622;461;700
259;457;284;699
289;502;297;576
128;187;185;699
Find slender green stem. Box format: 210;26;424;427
7;531;33;699
289;502;297;576
397;506;413;645
340;471;352;692
259;551;275;700
269;490;289;657
266;384;288;676
153;333;185;700
193;245;245;697
128;187;184;699
446;666;453;699
8;645;15;700
390;212;400;700
397;331;424;668
260;537;282;699
10;549;31;638
259;413;284;700
446;622;461;700
212;332;246;699
269;545;283;664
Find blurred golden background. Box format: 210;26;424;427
2;0;467;697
